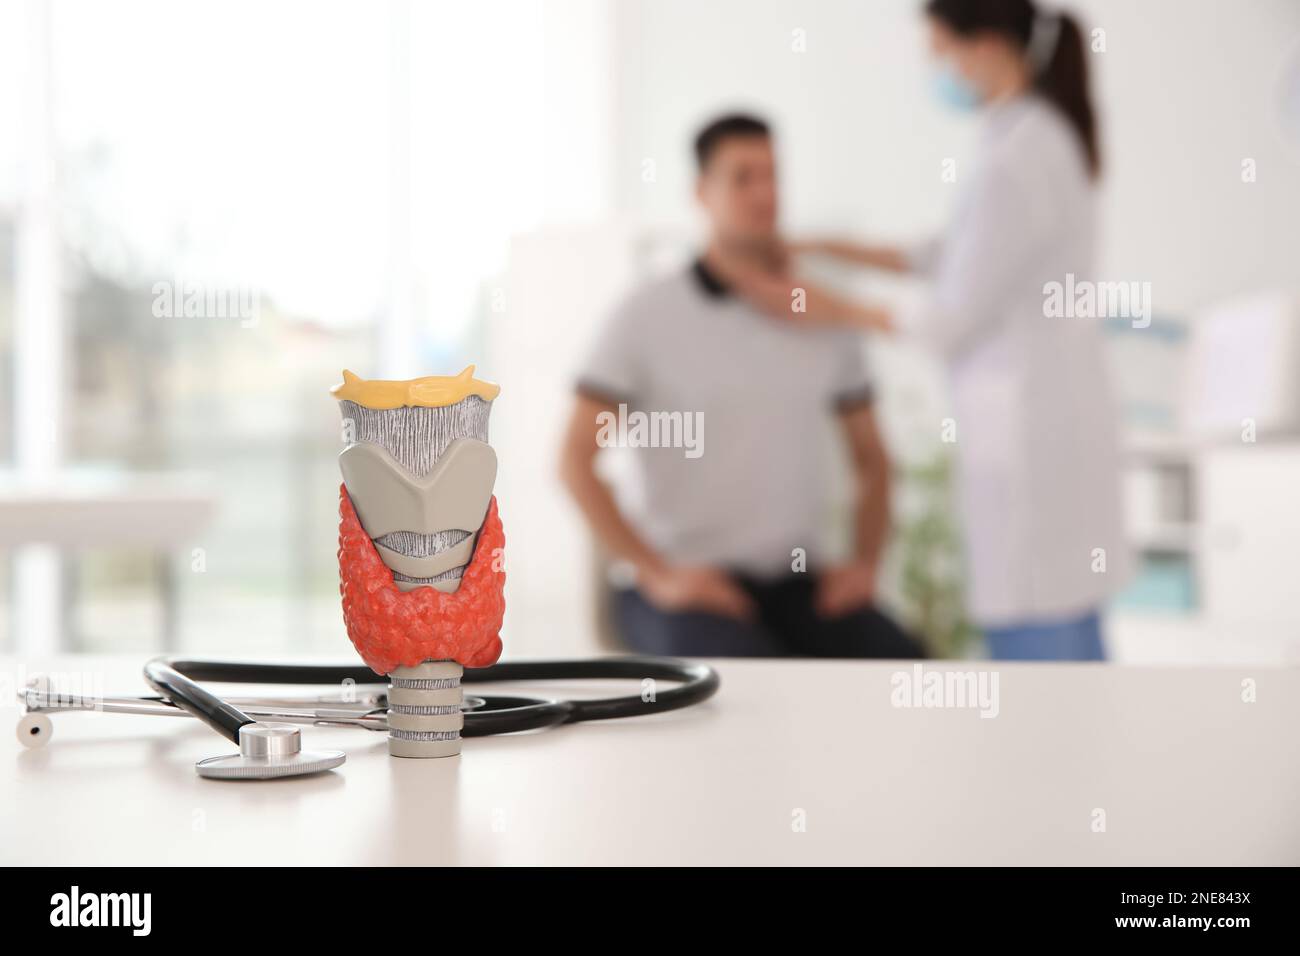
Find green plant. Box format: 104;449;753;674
895;454;979;658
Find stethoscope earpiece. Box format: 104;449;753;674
17;712;52;749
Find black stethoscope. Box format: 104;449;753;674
16;656;721;779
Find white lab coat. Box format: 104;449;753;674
906;94;1130;628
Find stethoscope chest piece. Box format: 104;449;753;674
194;722;346;780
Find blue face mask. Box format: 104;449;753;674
931;61;982;112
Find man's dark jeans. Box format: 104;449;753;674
615;573;926;659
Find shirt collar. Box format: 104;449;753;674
691;257;730;299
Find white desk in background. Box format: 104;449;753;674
0;471;215;651
3;655;1296;866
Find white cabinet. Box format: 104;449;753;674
1199;444;1300;630
1111;441;1300;664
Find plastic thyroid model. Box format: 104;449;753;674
333;366;505;758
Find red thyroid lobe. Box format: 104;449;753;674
338;485;505;674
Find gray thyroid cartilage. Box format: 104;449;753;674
339;397;498;593
340;438;498;540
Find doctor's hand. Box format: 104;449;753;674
814;561;877;619
711;253;896;334
639;565;757;621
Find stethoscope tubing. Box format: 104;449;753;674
141;656;720;744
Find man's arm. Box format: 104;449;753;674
557;393;754;620
814;402;892;618
842;402;892;568
558;393;666;577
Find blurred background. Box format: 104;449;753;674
2;0;1299;664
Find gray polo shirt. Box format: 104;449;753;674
577;260;873;578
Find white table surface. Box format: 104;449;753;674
3;655;1298;866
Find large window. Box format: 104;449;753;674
52;0;389;653
0;1;21;652
4;0;569;654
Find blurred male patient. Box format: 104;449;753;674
559;114;922;659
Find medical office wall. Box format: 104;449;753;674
612;0;1300;319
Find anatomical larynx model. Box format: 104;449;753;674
333;366;505;758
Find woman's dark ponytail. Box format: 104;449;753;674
924;0;1101;178
1034;13;1100;177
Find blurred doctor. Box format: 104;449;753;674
720;0;1129;660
